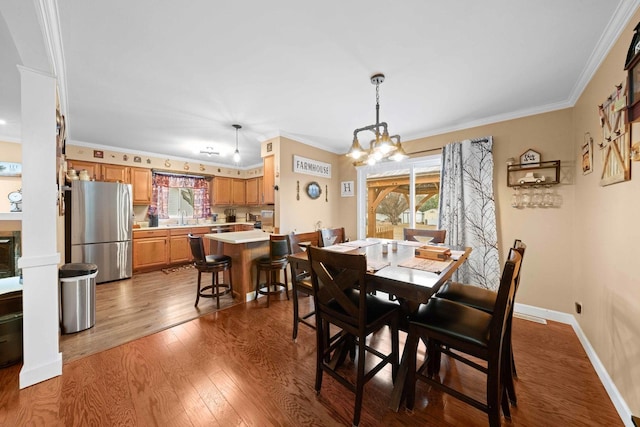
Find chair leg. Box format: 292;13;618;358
212;270;220;310
405;327;421;411
292;283;300;341
315;318;325;393
284;268;290;300
255;266;262;303
194;271;202;307
353;333;367;427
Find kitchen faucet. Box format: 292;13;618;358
180;210;186;226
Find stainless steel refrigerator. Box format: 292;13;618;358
66;181;133;283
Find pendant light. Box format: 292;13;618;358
232;124;241;163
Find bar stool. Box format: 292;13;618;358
188;234;233;309
255;234;290;307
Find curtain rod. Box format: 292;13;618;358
151;169;206;179
406;138;489;156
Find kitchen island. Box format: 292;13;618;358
204;230;274;301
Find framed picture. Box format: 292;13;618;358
582;135;593;175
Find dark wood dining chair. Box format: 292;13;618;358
288;231;319;341
436;239;526;404
405;248;522;427
188;234;233;309
307;246;400;427
255;234;290;307
402;228;446;244
318;227;345;247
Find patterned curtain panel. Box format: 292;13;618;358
151;172;211;219
151;173;170;218
438;137;500;290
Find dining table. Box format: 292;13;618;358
287;238;472;412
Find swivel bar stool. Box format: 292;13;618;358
188;234;233;309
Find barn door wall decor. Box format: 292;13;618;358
598;83;631;186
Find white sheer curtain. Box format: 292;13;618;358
438;136;500;290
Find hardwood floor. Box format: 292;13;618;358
0;293;623;426
60;266;240;363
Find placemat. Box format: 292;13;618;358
397;257;453;274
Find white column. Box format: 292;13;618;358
17;66;62;388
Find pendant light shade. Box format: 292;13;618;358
232;124;241;163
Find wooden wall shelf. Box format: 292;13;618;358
507;160;561;188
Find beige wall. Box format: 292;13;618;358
277;137;341;235
571;8;640;414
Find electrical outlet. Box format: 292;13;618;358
575;302;582;314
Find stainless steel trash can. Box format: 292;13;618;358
59;263;98;334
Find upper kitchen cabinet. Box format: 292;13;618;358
131;167;152;205
212;176;232;205
67;160;101;181
246;177;261;205
231;179;246;205
102;164;130;183
263;155;275;205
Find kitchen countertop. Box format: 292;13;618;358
204;229;271;244
134;222;254;231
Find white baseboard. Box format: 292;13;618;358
19;352;63;389
515;303;633;427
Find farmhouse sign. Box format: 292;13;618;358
293;155;331;178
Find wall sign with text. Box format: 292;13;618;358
293;155;331;178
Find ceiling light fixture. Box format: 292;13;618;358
200;146;220;156
347;73;408;165
232;124;241;163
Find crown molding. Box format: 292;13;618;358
568;0;640;104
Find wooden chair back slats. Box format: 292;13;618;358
402;228;447;244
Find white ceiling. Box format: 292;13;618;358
1;1;638;168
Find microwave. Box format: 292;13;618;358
261;210;274;232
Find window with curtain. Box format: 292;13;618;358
150;172;211;219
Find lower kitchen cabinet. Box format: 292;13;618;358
169;229;192;264
133;229;169;272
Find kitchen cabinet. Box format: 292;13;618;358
169;228;192;264
231;179;246;205
131;167;152;205
212;176;232;205
67;160;101;181
263;155;275;204
102;164;130;183
246;177;261;205
233;223;255;232
133;229;169;272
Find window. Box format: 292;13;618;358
167;188;194;218
356;155;441;240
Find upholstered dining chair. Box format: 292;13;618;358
436;239;526;405
405;248;522;427
318;227;345;247
402;228;447;244
255;234;290;307
307;246;400;427
188;234;233;309
288;231;319;341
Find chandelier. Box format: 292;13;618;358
346;73;408;165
